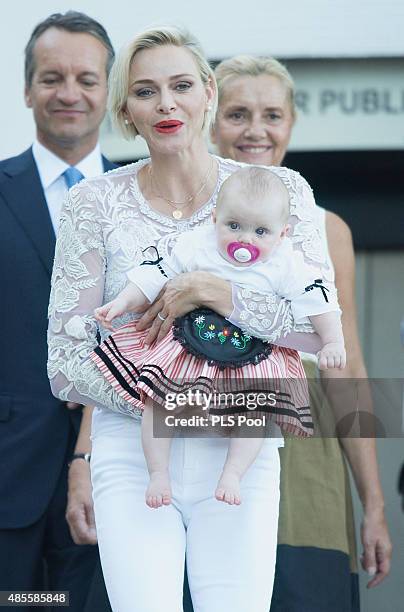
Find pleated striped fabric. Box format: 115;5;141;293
91;321;313;437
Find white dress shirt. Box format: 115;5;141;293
32;140;104;235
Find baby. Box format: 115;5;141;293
93;167;345;508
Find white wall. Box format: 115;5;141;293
1;0;404;160
354;252;404;611
356;253;404;378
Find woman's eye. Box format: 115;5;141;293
266;112;281;122
228;112;245;122
255;227;268;236
136;88;154;97
229;222;240;230
175;81;192;91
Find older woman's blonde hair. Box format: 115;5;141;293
108;25;218;140
214;55;296;120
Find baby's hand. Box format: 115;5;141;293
94;299;126;331
94;282;148;331
317;342;346;370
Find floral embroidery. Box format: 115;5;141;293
64;315;88;340
194;315;251;351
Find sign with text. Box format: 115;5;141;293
289;58;404;150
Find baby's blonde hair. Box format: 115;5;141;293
218;167;290;224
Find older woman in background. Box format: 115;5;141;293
211;55;392;611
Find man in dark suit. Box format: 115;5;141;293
0;12;115;610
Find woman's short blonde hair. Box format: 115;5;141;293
214;55;296;120
108;25;218;140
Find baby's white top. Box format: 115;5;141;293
129;224;339;325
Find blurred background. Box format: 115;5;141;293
1;1;403;609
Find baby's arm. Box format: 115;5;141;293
274;244;345;369
94;282;149;331
95;237;193;331
310;312;346;370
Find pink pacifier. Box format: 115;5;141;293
227;242;260;263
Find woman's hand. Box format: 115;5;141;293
136;271;232;346
360;506;392;588
66;459;97;545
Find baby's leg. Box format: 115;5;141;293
216;426;265;505
141;400;173;509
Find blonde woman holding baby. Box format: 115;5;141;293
48;28;338;612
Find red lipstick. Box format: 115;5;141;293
154;120;183;134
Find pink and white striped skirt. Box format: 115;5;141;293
90;321;312;437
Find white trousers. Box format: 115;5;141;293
91;408;281;612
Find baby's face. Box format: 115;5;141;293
213;191;288;266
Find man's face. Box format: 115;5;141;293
25;28;108;153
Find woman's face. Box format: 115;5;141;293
212;74;294;167
125;45;214;155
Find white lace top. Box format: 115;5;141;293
47;156;335;418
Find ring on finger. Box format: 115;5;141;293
157;312;167;321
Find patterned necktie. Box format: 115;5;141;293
63;166;84;189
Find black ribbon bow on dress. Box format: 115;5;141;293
140;246;168;278
304;279;329;303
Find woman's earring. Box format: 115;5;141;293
206;105;212;112
124;119;129;125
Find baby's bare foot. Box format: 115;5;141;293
215;470;242;505
146;470;172;509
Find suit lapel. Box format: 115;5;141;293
0;151;117;279
0;149;55;277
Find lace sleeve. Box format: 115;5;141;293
47;182;140;418
228;168;335;353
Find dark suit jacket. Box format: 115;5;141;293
0;147;116;528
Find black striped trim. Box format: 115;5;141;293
138;374;214;399
138;363;213;393
93;345;141;401
106;335;140;380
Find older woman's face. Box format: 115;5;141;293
125;45;214;155
212;74;294;167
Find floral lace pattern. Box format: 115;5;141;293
47;156;334;417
